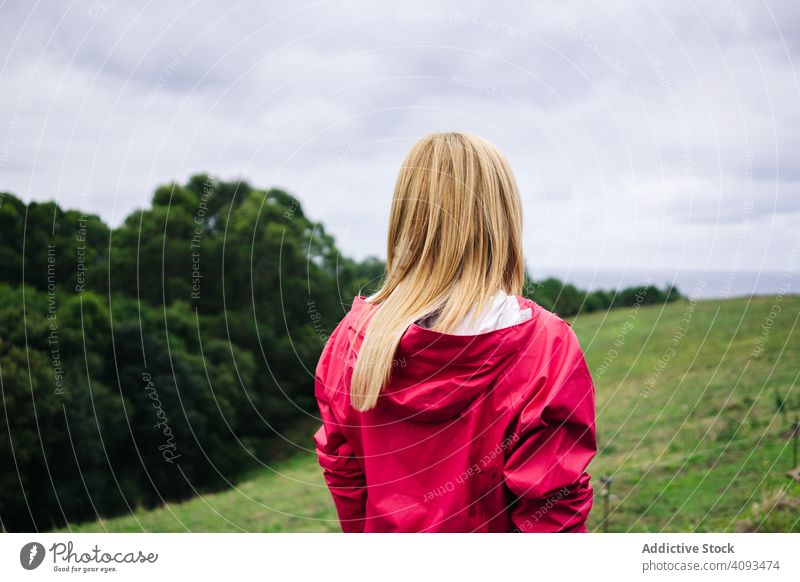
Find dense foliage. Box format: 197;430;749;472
0;178;382;531
0;177;678;531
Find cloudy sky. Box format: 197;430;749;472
1;0;798;294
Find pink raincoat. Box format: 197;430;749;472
313;295;596;532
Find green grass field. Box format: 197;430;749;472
59;295;800;533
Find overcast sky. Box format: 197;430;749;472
1;0;798;290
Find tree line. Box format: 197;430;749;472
525;276;682;317
0;176;679;531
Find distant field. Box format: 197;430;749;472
60;296;800;533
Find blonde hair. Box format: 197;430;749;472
350;132;524;411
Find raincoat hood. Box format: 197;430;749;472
346;295;537;422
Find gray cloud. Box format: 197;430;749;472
1;0;798;279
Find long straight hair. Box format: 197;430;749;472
350;132;524;411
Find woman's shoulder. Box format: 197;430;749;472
515;296;581;348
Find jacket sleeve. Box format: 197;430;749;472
503;322;597;532
314;363;367;533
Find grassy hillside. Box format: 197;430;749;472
60;296;800;533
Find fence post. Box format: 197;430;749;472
600;475;612;533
